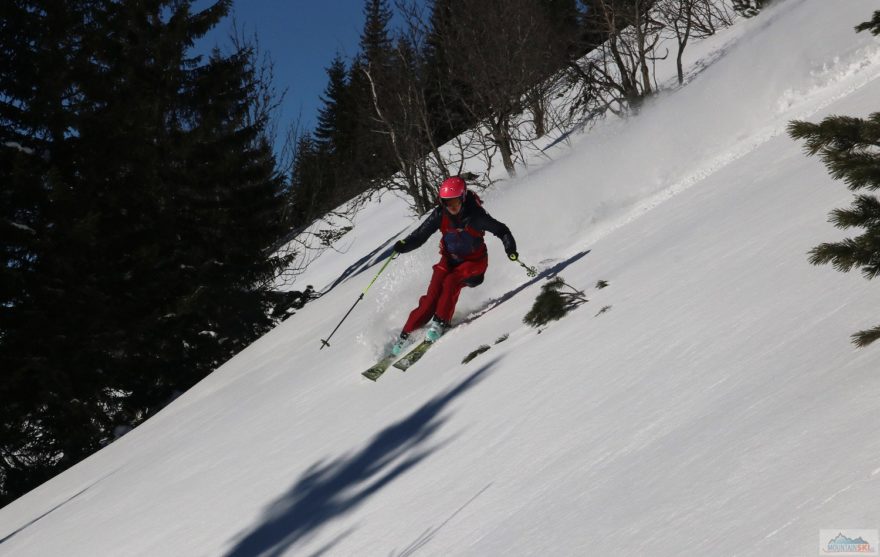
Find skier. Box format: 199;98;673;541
390;176;518;355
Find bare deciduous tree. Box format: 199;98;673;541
568;0;733;121
657;0;733;85
592;0;664;110
355;1;496;214
436;0;564;177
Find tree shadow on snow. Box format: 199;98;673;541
223;362;496;557
0;469;119;546
458;249;592;326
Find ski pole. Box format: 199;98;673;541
514;257;538;278
320;251;397;350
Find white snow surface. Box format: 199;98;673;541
3;1;880;555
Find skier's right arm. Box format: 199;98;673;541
394;208;441;254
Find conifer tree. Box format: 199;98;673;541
0;0;96;504
422;0;473;142
786;12;880;347
315;54;352;155
313;53;360;206
540;0;583;59
855;10;880;36
360;0;394;75
0;0;289;504
787;32;878;349
288;132;332;226
350;0;397;182
788;113;880;347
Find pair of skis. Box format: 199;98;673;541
359;256;555;382
362;284;503;381
360;287;514;381
361;339;435;381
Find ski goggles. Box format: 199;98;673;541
440;196;464;208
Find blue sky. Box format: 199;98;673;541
195;1;408;142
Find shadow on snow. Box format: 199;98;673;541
0;469;119;546
458;249;592;326
321;233;402;297
223;361;497;557
390;482;494;557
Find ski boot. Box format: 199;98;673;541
391;332;410;356
425;317;449;343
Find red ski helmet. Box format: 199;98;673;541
439;176;467;201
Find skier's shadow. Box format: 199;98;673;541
321;234;401;296
460;249;592;326
223;362;496;557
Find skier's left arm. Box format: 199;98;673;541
472;209;518;260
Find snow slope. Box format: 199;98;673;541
3;1;880;555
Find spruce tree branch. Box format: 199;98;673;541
852;324;880;347
855;10;880;35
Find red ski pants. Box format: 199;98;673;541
402;256;488;334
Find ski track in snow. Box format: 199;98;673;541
573;40;880;254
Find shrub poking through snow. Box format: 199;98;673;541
462;345;491;364
523;277;588;327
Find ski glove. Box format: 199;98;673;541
507;251;518;262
